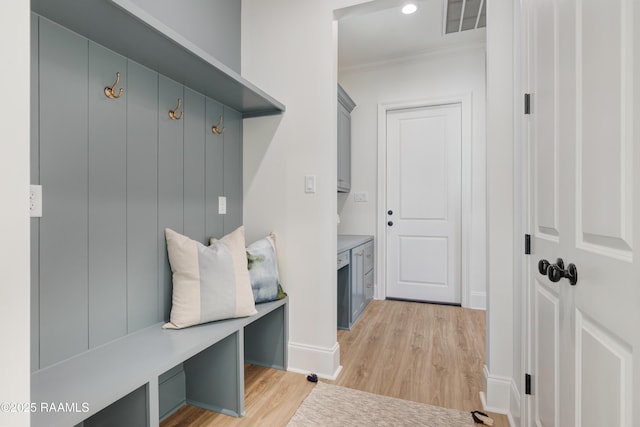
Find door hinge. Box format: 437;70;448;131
524;234;531;255
524;93;531;115
525;373;532;395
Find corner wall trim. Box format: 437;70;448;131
287;341;341;380
469;291;487;310
482;365;513;414
509;379;521;427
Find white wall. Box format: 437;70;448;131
338;47;487;309
0;2;31;426
241;0;340;378
511;1;525;425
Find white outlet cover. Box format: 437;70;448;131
218;196;227;215
354;192;368;202
30;185;42;217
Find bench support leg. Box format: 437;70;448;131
244;303;288;370
183;330;245;417
148;377;159;426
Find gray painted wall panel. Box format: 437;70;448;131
205;99;224;240
83;384;148;427
223;107;243;234
127;0;241;73
183;88;206;242
38;17;90;367
30;13;41;372
184;332;243;416
158;76;184;321
159;368;186;420
126;61;160;331
33;16;244;370
88;42;128;347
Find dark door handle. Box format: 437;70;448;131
387;210;393;215
387;221;393;226
539;258;578;286
538;259;550;275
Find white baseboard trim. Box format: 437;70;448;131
482;365;512;414
509;379;521;427
469;291;487;310
287;341;342;380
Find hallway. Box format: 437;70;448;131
163;300;509;426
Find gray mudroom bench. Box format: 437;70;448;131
29;0;289;425
31;297;288;427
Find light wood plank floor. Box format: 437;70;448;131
161;300;510;427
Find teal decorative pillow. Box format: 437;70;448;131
246;233;284;303
163;227;256;329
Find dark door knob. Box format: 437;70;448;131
538;259;550;275
548;264;563;282
387;210;393;215
539;258;578;286
565;263;578;286
387;221;393;226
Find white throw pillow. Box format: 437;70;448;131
163;227;256;329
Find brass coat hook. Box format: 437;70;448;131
212;116;224;135
104;72;124;99
169;98;184;120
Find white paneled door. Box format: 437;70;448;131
386;104;461;304
526;0;639;426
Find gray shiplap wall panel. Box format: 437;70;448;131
159;368;186;420
83;384;148;427
158;76;185;321
88;42;128;347
183;88;206;242
126;61;160;331
223;107;243;234
30;13;41;372
33;15;245;371
205;98;224;240
38;18;90;367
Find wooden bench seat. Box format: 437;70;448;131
31;297;288;427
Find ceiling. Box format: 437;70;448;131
337;0;486;70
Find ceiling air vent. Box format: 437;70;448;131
445;0;486;34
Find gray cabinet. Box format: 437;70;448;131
337;84;356;193
352;240;374;323
337;236;374;330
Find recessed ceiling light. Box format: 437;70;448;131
402;3;418;14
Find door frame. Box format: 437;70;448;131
376;94;472;307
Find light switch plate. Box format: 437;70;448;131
30;185;42;217
305;175;316;193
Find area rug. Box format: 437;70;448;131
286;382;475;426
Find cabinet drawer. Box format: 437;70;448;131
363;241;374;273
337;251;350;270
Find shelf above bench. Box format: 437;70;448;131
31;0;285;118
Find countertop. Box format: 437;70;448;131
338;234;374;253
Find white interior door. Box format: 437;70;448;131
526;0;639;425
386;104;461;304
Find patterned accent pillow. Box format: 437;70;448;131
163;227;256;329
246;233;283;303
